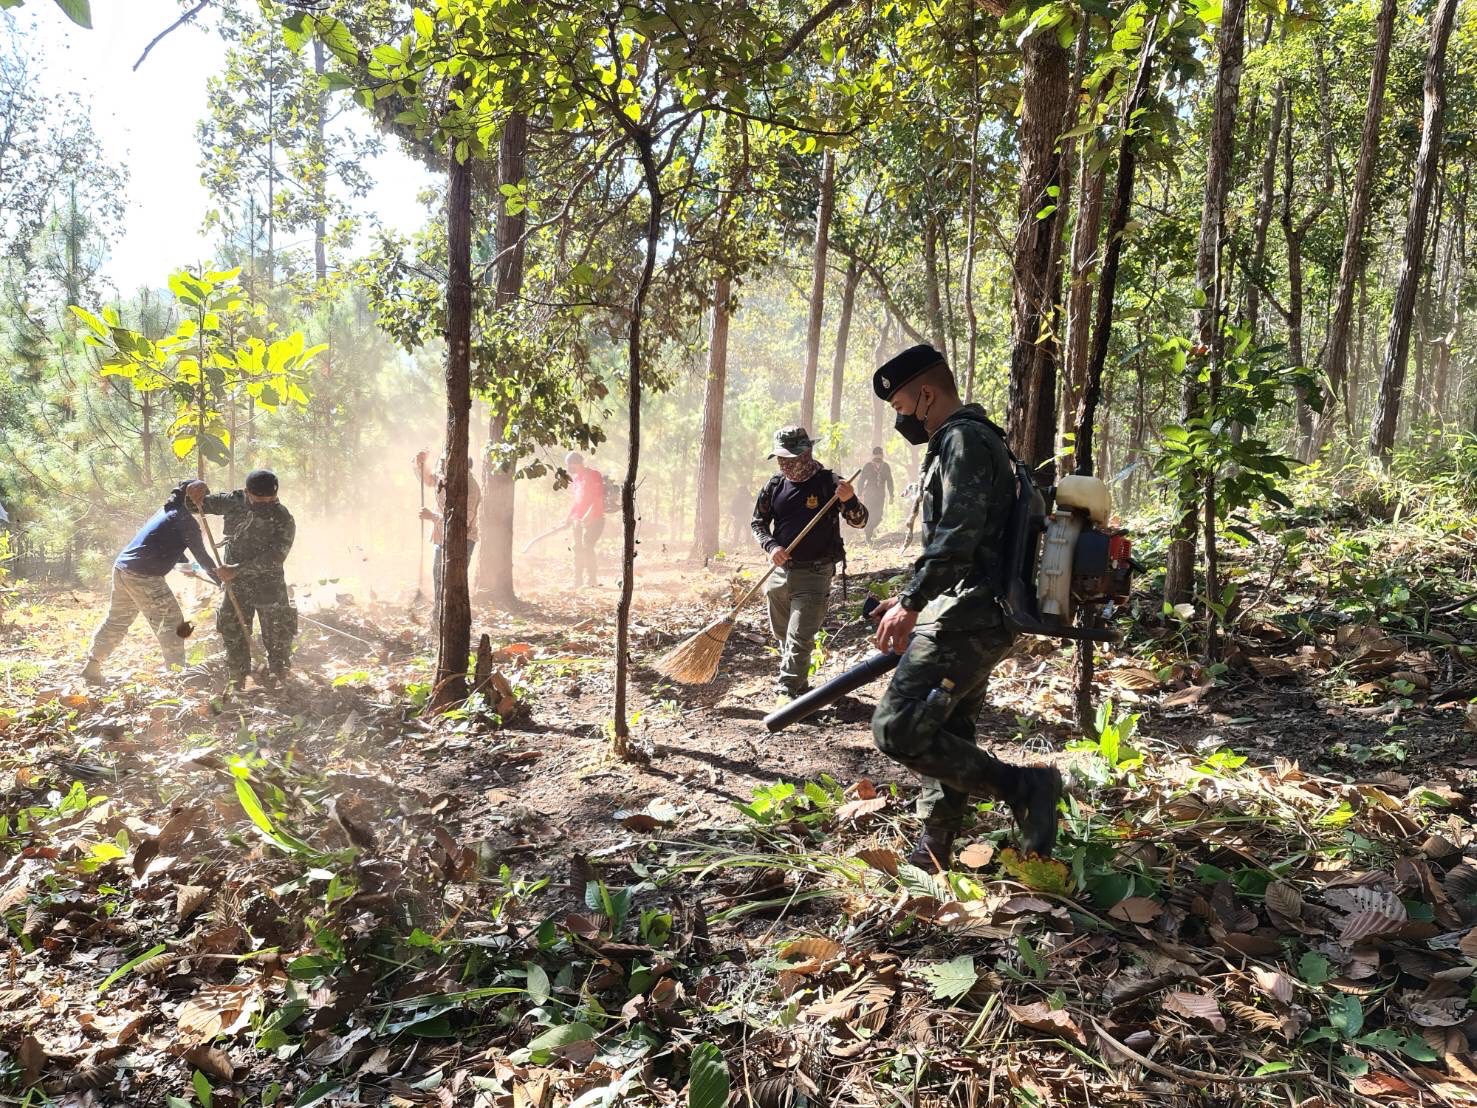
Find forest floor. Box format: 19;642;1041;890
2;504;1475;1107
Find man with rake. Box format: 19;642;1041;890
869;345;1063;870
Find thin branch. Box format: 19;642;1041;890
133;0;213;71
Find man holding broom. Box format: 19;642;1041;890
751;426;867;701
869;345;1063;869
200;469;297;687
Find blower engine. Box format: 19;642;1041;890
1002;469;1134;644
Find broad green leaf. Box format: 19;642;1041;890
52;0;90;27
919;954;977;1000
193;1070;214;1108
687;1042;729;1108
1328;995;1364;1039
528;1021;595;1052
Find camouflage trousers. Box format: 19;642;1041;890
219;573;296;679
871;615;1020;835
765;560;834;696
88;568;188;668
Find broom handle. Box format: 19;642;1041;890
195;508;250;632
727;467;863;618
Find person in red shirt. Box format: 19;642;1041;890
565;451;604;587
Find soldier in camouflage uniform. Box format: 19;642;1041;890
869;345;1062;870
200;469;297;685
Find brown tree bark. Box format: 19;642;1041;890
476;112;528;607
828;257;860;426
1164;0;1246;607
1070;15;1158;729
691;273;732;562
1243;84;1283;338
431;132;475;712
1073;19;1157;477
922;213;948;352
1316;0;1396;450
1369;0;1459;461
871;313;892;447
800;151;835;430
1062;158;1107;467
1007;30;1071;480
612;132;663;759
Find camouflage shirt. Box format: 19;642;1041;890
200;491;296;578
900;405;1015;613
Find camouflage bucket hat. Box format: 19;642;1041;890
769;425;815;459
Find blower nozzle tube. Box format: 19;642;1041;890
763;651;902;732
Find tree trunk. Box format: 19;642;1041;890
1062;158;1107;469
312;39;328;285
1368;0;1458;461
1073;18;1156;477
922;214;948;352
612;133;663;758
691;273;731;561
1069;15;1157;730
800;151;835;430
828;258;860;426
963;35;983;403
872;314;892;447
476;111;527;606
1164;0;1246;607
1316;0;1396;449
1244;85;1284;337
431;136;474;712
1007;30;1071;480
1279;91;1315;458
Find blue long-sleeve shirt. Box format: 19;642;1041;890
113;508;217;578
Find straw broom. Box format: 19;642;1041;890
656;467;862;685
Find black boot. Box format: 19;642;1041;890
1008;766;1063;857
907;824;957;874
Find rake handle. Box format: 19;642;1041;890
727;467;863;619
194;507;250;632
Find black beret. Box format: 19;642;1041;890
244;469;279;496
874;344;948;400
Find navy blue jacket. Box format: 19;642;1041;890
114;508;217;578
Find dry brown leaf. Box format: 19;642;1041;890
1108;897;1163;924
1162;990;1226;1032
852;779;879;800
1161;683;1213;708
957;842;995;869
835;796;886;821
177;983;256;1041
1248;655;1297;680
1109;667;1160;691
1264;880;1303;920
779;937;843;971
183;1043;235;1083
17;1034;45;1088
1351;1072;1418;1099
1251;967;1295;1005
1458;929;1477;959
1405;996;1469;1028
175;884;211;921
132;952;177;977
854;849;900;875
1004;1001;1087;1045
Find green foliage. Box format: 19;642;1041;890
73;267;320;468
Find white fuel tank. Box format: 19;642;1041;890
1038;513;1084;618
1055;474;1111;524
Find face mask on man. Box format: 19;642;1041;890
893;389;933;446
778;454;820;483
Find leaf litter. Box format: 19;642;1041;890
0;533;1475;1105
